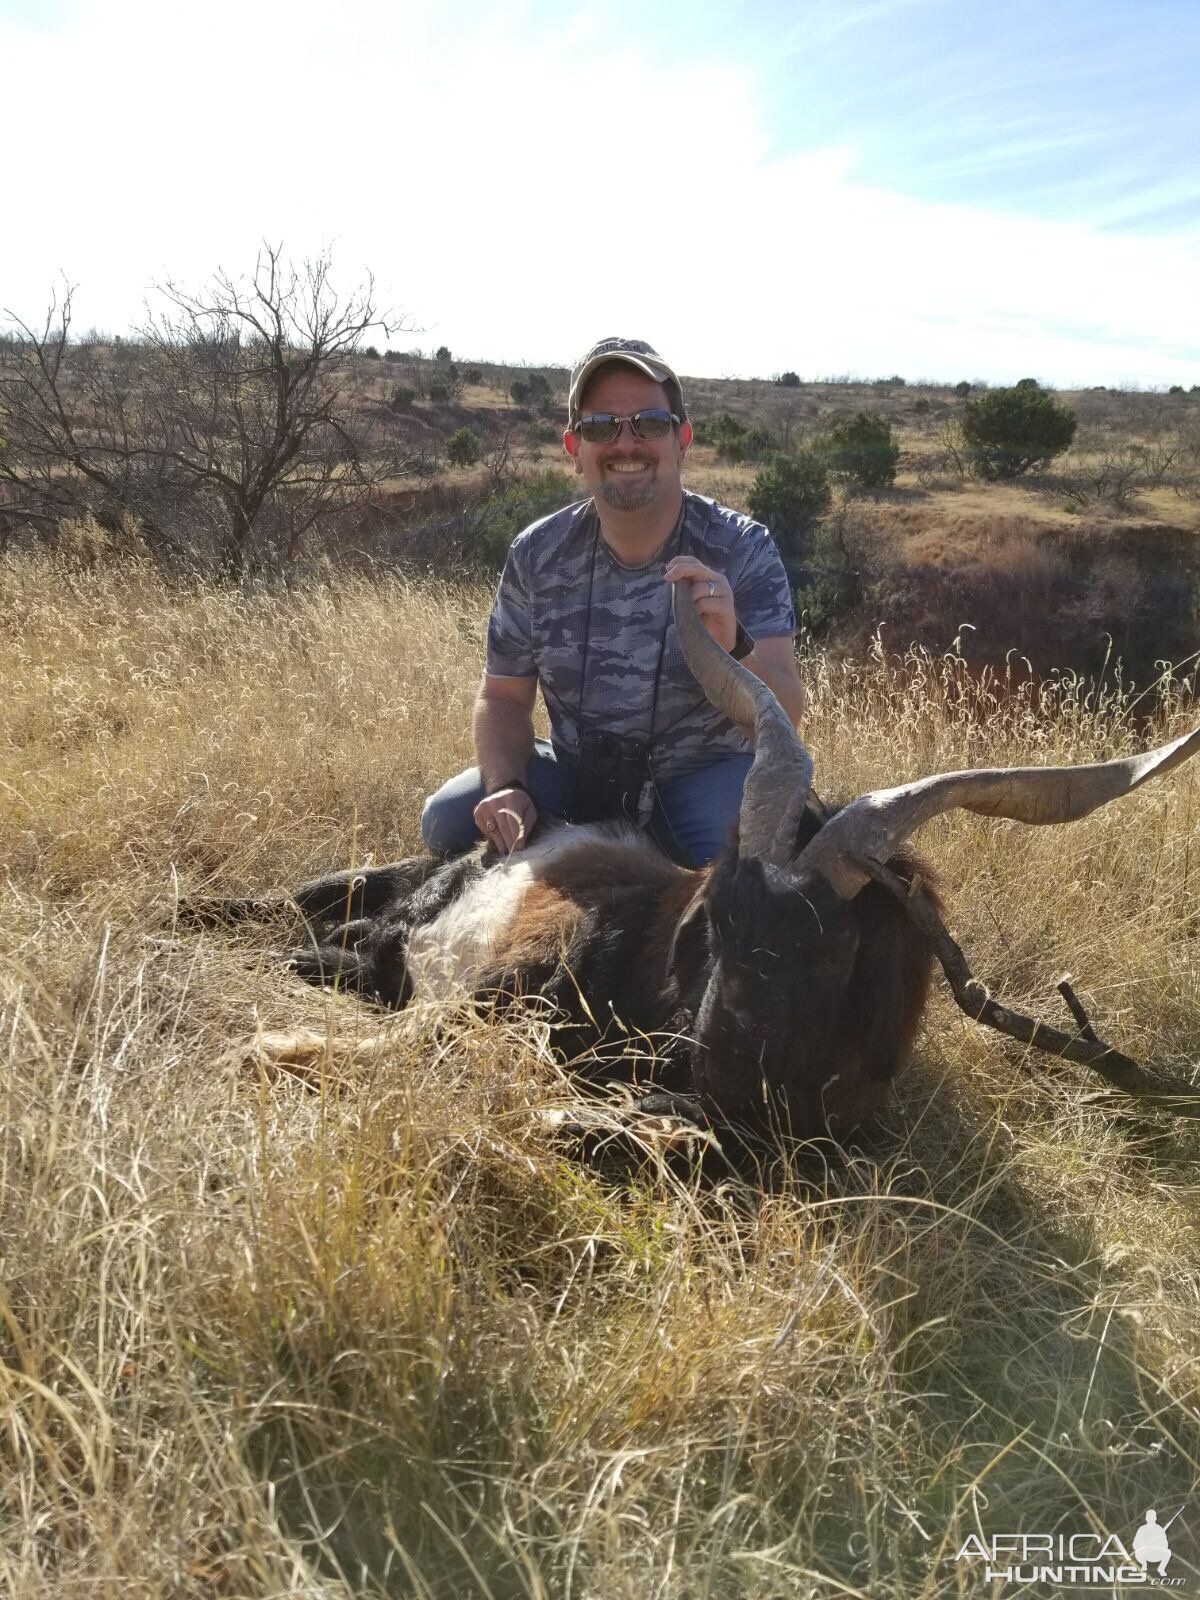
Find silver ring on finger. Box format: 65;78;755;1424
708;579;716;597
486;820;497;832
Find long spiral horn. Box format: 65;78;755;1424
672;582;812;863
800;723;1200;898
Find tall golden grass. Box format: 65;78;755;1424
2;550;1198;1597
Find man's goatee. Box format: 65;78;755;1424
600;480;657;511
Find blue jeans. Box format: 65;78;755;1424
420;738;753;868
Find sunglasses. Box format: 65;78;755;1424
572;408;681;444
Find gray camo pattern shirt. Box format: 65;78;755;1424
485;491;796;781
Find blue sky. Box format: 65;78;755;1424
755;0;1199;230
1;0;1197;386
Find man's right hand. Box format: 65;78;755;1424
473;786;537;855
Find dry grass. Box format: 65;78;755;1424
2;551;1200;1597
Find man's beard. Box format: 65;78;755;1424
600;471;657;512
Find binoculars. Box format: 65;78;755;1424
572;729;654;827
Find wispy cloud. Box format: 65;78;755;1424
764;0;1200;231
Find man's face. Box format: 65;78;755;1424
563;367;692;514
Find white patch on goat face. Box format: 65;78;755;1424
405;823;649;1002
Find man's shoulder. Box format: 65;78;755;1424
685;492;793;628
684;491;773;556
506;494;594;569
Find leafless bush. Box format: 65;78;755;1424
1078;449;1143;510
483;416;541;490
1172;419;1200;499
1052;443;1182;512
1140;439;1180;484
914;421;970;488
1;247;417;575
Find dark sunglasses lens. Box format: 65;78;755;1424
578;415;620;444
631;410;673;440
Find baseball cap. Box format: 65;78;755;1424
568;336;686;423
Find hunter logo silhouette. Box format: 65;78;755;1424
1133;1509;1179;1578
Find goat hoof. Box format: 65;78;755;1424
539;1096;716;1160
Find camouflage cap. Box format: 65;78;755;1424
568;336;686;423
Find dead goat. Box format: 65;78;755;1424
197;587;1200;1138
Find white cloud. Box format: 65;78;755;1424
2;0;1196;386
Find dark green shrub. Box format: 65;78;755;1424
961;385;1077;479
388;385;415;412
824;411;899;489
702;411;750;462
953;381;972;398
361;344;380;360
912;398;931;414
428;382;450;403
510;379;530;405
793;570;847;636
526;420;558;445
447;428;482;467
697;414;775;461
1169;385;1184;395
790;508;863;638
747;448;831;562
471;470;575;570
1015;377;1040;390
777;371;801;387
384;350;403;363
517;373;555;415
465;369;482;385
435;344;451;361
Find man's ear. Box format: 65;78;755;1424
563;428;583;475
678;419;693;459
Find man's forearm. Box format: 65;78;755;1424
473;693;536;790
744;650;806;729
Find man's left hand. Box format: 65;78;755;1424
663;556;737;654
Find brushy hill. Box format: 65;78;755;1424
5;332;1199;695
2;552;1199;1596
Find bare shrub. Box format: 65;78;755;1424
1173;418;1200;499
914;421;970;488
483;415;542;490
1052;443;1182;512
1;248;414;575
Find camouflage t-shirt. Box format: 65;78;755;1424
485;491;796;781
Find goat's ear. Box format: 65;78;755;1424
791;798;827;857
668;893;712;988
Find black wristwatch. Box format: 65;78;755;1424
731;622;755;661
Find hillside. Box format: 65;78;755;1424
3;334;1198;689
377;358;1200;688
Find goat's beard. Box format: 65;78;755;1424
599;467;658;512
